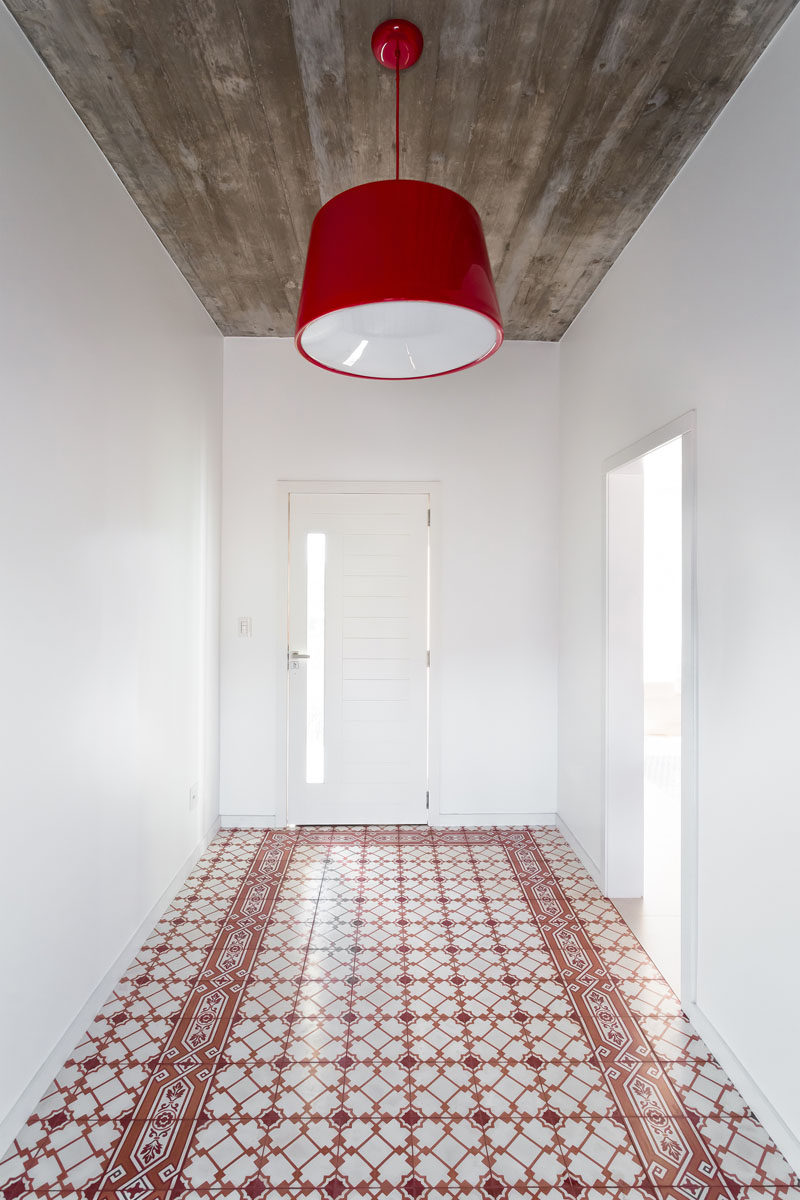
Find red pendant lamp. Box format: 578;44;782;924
295;19;503;380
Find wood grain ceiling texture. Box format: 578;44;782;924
7;0;797;339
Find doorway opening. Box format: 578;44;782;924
604;417;695;999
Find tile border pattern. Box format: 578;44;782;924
503;830;733;1200
94;830;294;1198
3;825;798;1200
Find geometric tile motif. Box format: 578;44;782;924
92;829;293;1197
501;830;785;1200
556;1110;649;1188
663;1060;800;1187
3;824;799;1200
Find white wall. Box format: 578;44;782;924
220;338;559;824
558;4;800;1148
0;5;223;1137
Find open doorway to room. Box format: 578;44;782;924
604;417;695;999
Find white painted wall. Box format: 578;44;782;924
558;4;800;1147
0;5;223;1136
220;338;559;823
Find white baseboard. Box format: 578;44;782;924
684;1000;800;1174
555;814;603;885
550;816;799;1171
554;820;799;1170
0;816;221;1157
220;813;556;830
219;813;276;829
432;812;557;828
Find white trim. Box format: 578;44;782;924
275;480;442;829
221;814;555;830
0;817;221;1157
601;411;698;1007
556;815;602;885
680;423;699;1007
426;488;443;829
685;1000;800;1174
432;813;557;828
219;814;277;829
602;412;695;474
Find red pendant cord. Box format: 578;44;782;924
395;47;400;180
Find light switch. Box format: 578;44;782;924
238;617;253;638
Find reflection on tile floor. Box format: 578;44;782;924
2;826;797;1200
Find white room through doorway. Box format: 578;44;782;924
642;438;682;926
608;436;683;992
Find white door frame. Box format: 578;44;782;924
276;480;441;829
601;412;698;1004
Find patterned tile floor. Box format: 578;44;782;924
2;826;797;1200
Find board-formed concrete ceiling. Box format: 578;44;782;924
8;0;797;339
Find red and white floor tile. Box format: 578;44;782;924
2;826;797;1200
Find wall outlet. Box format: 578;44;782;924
189;783;199;811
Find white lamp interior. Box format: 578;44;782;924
299;300;499;378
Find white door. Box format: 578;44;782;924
287;491;429;824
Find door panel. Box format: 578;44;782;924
343;576;411;597
342;638;413;658
287;492;429;825
341;680;410;701
343;596;412;618
343;660;410;680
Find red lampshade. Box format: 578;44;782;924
295;180;504;380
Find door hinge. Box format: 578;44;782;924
427;508;431;527
426;790;430;810
426;649;430;667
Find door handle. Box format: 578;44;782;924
289;651;311;660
